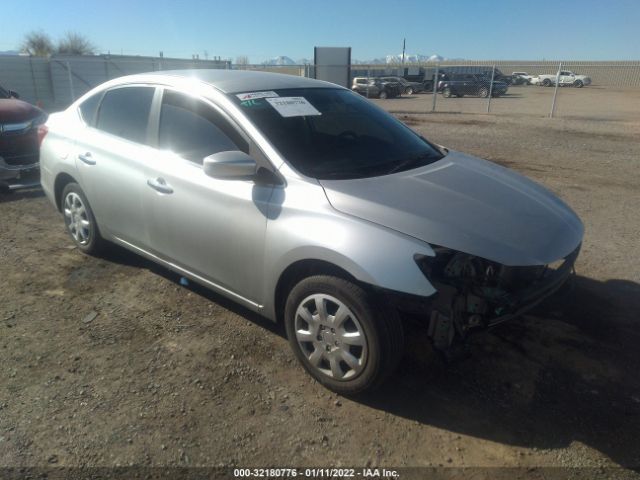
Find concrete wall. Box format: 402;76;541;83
0;54;230;111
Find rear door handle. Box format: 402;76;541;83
147;177;174;194
78;152;96;165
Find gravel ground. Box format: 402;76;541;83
1;108;640;478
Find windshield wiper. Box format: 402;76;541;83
386;152;439;175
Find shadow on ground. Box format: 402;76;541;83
105;243;640;468
365;275;640;468
0;187;44;203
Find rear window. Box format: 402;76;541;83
95;86;155;144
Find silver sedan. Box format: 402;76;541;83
40;70;583;394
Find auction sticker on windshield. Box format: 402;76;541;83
266;97;321;117
235;91;279;101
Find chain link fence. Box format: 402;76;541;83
346;61;640;121
1;56;639;121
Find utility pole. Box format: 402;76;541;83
401;38;406;70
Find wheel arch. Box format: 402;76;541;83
273;258;362;324
53;172;79;212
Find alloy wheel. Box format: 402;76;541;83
64;192;91;245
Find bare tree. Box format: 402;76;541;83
57;32;95;55
21;30;54;57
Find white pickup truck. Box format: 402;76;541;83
534;70;592;88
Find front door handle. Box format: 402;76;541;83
147;177;174;194
78;152;96;165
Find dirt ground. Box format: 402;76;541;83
1;107;640;478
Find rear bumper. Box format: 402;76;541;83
0;155;40;189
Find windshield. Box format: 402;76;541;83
231;88;444;179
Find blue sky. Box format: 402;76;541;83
2;0;639;62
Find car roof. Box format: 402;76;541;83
116;69;342;94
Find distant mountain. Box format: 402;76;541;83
385;53;444;63
259;53;450;66
262;55;296;66
0;50;21;56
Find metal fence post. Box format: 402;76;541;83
29;56;40;106
366;66;370;98
66;61;75;102
431;63;439;112
550;61;562;118
487;64;496;113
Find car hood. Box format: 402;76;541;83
320;151;584;266
0;99;43;123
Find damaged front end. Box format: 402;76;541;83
411;245;580;352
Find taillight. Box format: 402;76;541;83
37;124;48;147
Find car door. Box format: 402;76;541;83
145;88;274;306
74;85;157;248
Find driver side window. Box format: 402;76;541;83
158;90;248;164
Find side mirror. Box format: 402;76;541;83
9;90;19;99
203;151;257;180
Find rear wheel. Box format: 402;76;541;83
61;183;105;255
405;87;414;95
284;275;404;395
478;87;490;98
542;78;552;87
379;90;388;99
442;87;452;98
574;80;584;88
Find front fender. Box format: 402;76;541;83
261;178;436;320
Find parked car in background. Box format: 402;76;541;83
380;76;424;95
40;70;583;394
0;85;47;191
352;77;402;98
537;71;592;88
439;74;509;98
511;72;534;85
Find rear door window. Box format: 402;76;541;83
95;86;155;144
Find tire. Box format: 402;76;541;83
456;94;464;98
542;78;552;87
574;80;583;88
379;90;388;99
61;182;105;255
405;87;414;95
478;87;489;98
442;87;452;98
284;275;404;395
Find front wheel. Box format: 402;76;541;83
478;87;489;98
378;90;388;99
574;80;583;88
442;87;452;98
405;87;414;95
542;78;552;87
284;275;404;395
